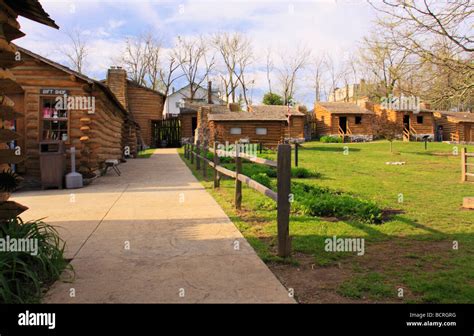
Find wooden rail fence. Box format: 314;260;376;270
461;147;474;182
184;141;292;257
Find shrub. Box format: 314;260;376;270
291;182;383;224
251;173;273;189
320;135;343;143
0;217;71;303
291;167;321;179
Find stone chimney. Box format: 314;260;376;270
207;81;213;104
106;66;128;109
228;103;240;112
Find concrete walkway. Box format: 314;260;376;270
12;149;293;303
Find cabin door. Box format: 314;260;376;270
465;124;472;142
191;117;197;136
403;115;410;130
151;118;182;148
339;116;347;133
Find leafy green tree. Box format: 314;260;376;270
262;92;284;105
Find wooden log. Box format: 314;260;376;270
0;201;29;220
202;141;208;178
277;144;291;257
213;142;219;188
0;149;25;164
215;165;237;179
237;174;277;202
235;142;242;210
196;140;201;170
462;148;467;182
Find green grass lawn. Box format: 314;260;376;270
179;141;474;303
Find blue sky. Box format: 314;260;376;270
17;0;377;106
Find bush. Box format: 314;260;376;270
291;167;321;179
291;182;383;224
251;173;273;189
0;217;70;303
320;136;343;143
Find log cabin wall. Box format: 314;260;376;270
285;116;305;139
126;83;164;147
179;113;196;139
209;120;285;147
330;114;374;135
434;113;457;141
314;104;332;136
406;111;435;135
10;51;127;179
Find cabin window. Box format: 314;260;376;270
355;116;362;124
41;97;69;142
230;127;242;135
256;127;267;135
417;116;424;124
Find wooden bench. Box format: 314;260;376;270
101;159;121;176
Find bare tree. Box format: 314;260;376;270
369;0;473;107
276;45;311;105
158;48;183;97
310;54;326;103
212;32;253;105
174;35;215;101
62;29;88;73
120;34;150;86
324;54;342;102
265;47;274;94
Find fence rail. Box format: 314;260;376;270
462;147;474;182
184;140;291;257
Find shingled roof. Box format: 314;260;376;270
208;105;306;121
434;111;474;123
317;102;373;114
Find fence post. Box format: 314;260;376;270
259;142;263;154
202;140;208;178
190;143;194;164
213;142;220;188
184;143;188;159
295;143;299;167
277;144;291;258
461;147;467;182
196;140;201;170
235;142;242;210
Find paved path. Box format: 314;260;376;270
12;149;293;303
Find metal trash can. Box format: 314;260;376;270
39;140;66;189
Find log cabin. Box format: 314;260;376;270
194;104;306;147
104;67;165;148
369;103;435;141
314;102;375;141
433;111;474;143
10;46;139;183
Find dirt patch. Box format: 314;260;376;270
267;238;453;303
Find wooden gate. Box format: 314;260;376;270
151;118;181;148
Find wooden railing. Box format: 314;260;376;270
461;147;474;182
403;126;418;142
183;140;292;257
